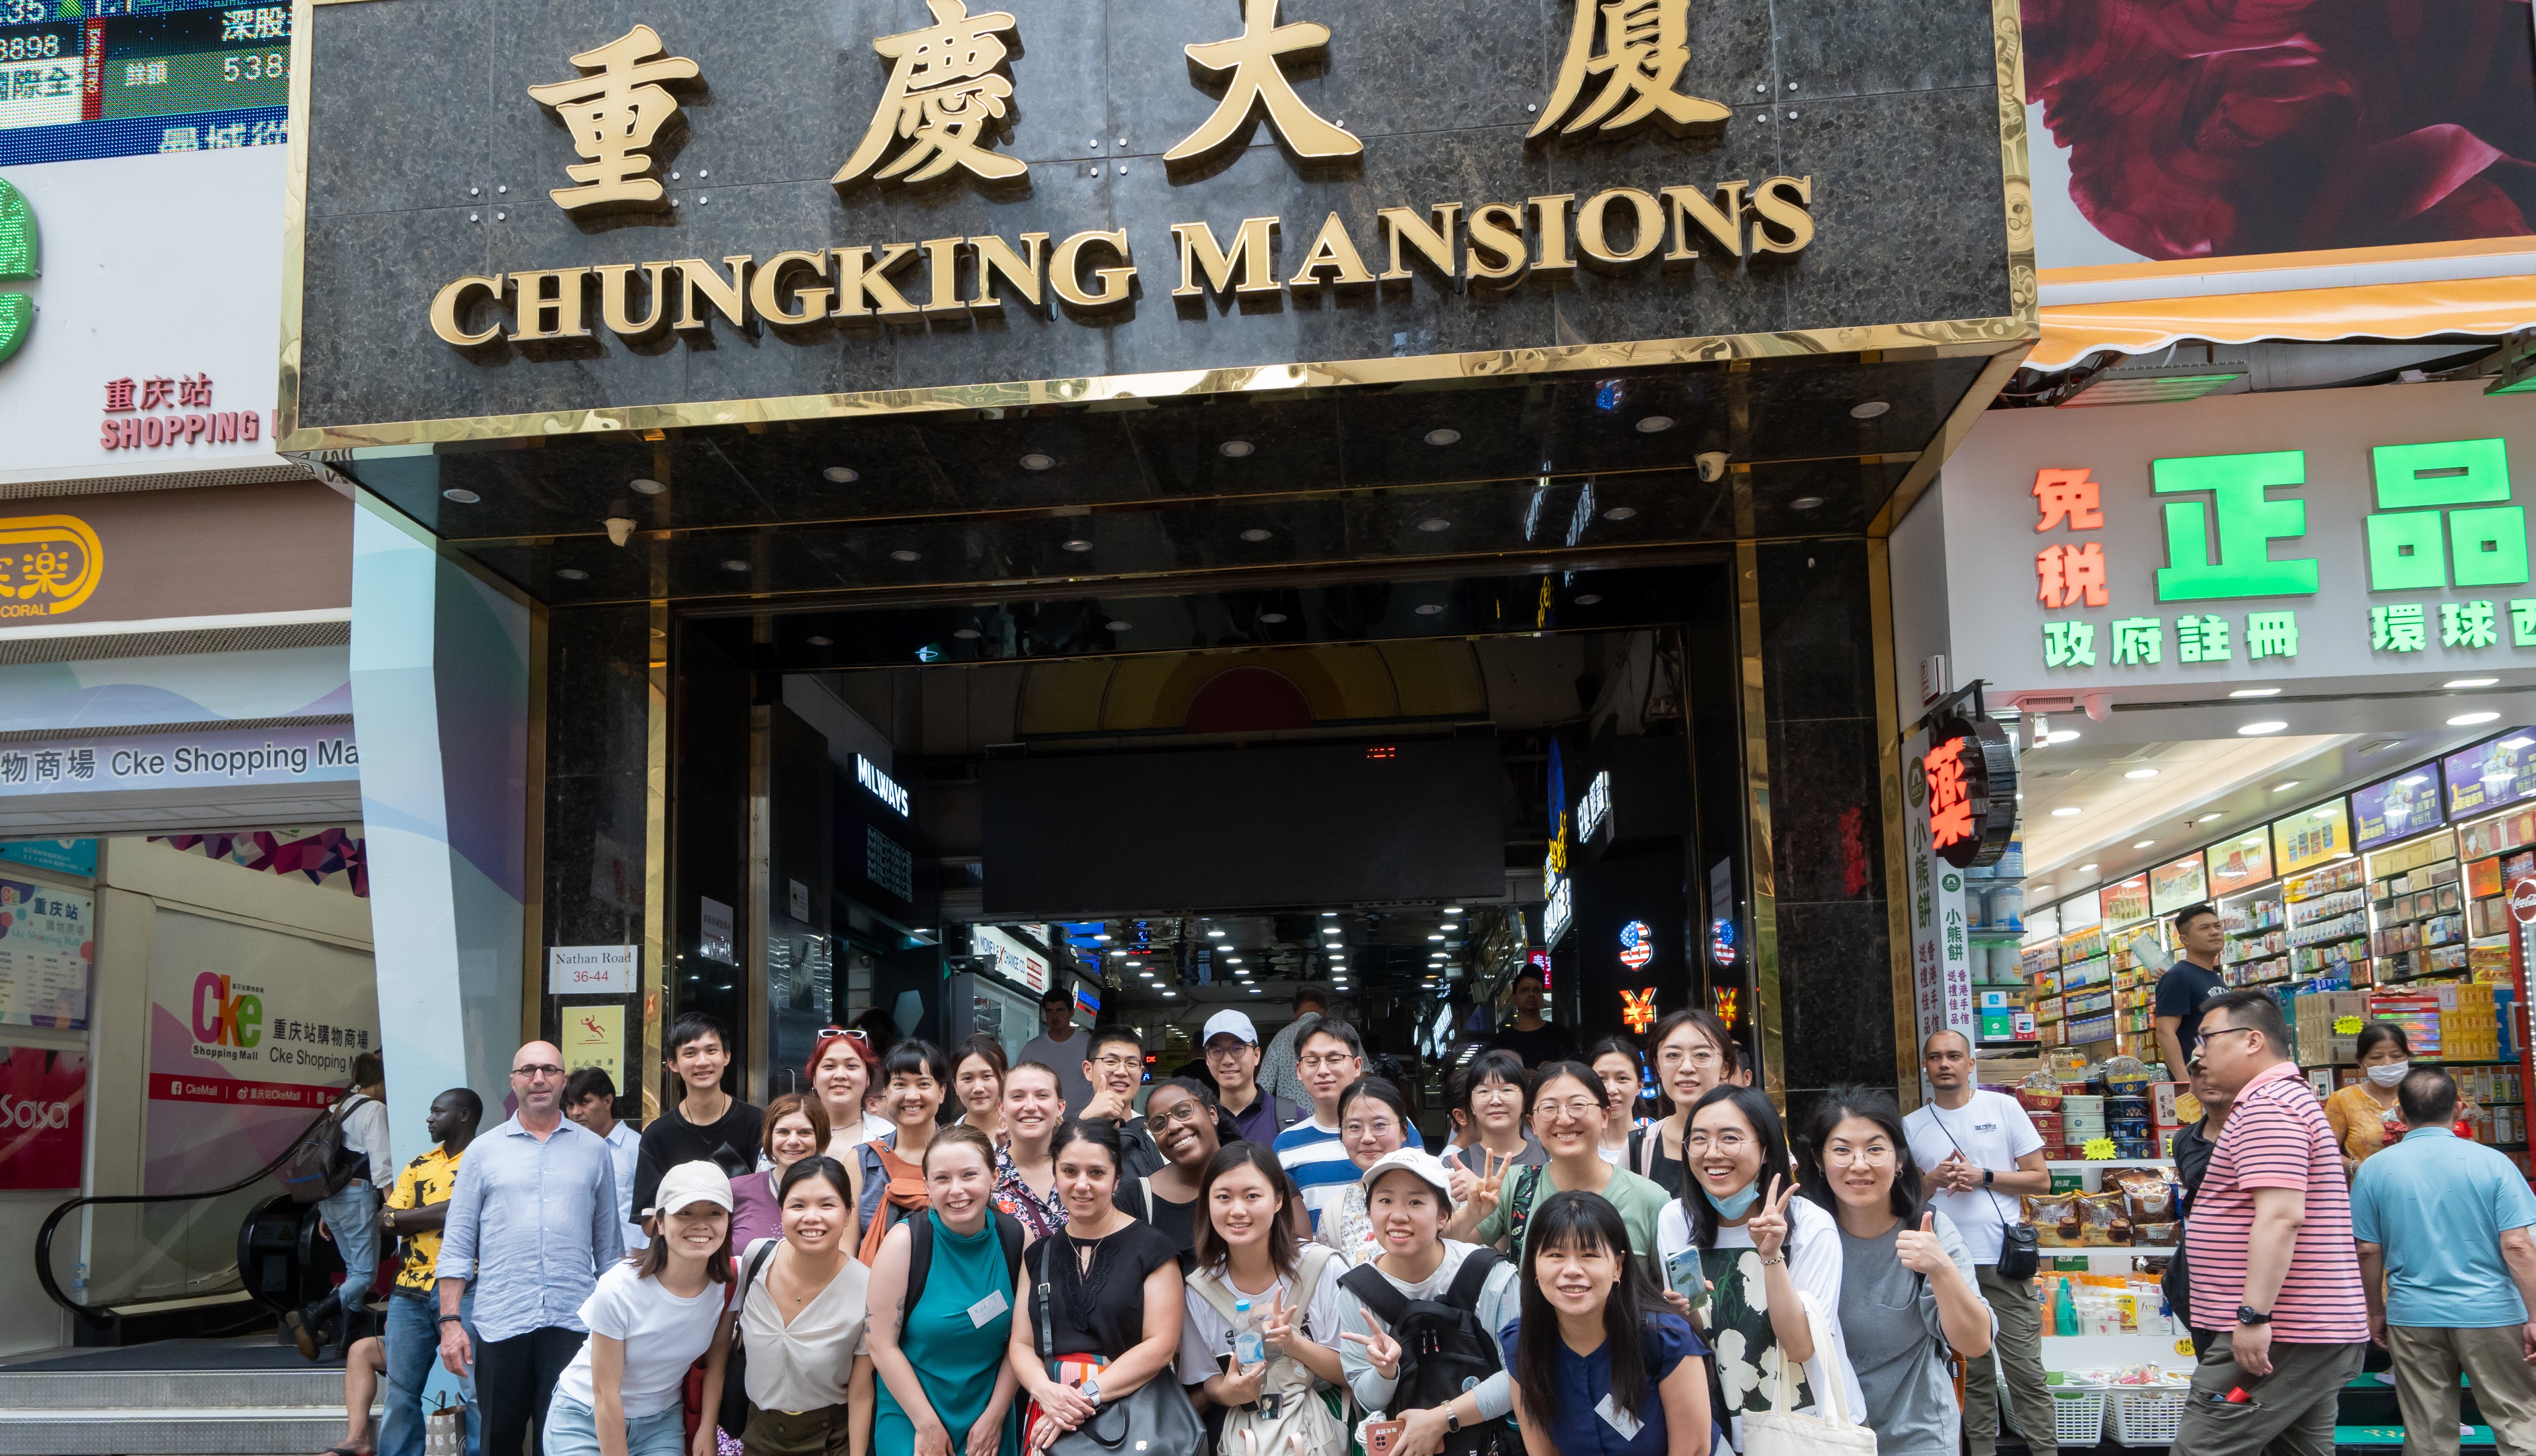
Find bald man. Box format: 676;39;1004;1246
1904;1028;2056;1456
435;1040;624;1456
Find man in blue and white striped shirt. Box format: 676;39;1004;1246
1272;1018;1423;1231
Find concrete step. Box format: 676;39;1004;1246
0;1366;377;1456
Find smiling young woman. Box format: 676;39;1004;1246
1116;1078;1220;1267
1630;1010;1741;1196
541;1161;736;1456
993;1062;1071;1241
1506;1190;1714;1456
1316;1077;1416;1266
850;1039;952;1266
808;1028;893;1161
730;1094;832;1253
1333;1147;1524;1456
1444;1061;1669;1285
735;1156;876;1456
1182;1142;1349;1456
953;1036;1011;1148
867;1125;1027;1456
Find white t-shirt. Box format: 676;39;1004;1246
1902;1091;2044;1264
1654;1195;1867;1444
1178;1248;1350;1384
552;1262;729;1418
339;1094;394;1190
1333;1240;1522;1420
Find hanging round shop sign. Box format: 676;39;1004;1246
1618;920;1655;970
1924;712;2018;869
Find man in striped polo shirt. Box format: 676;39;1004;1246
1271;1017;1423;1231
2175;989;2368;1456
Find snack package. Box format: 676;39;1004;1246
2111;1168;2173;1223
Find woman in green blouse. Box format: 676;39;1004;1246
867;1124;1025;1456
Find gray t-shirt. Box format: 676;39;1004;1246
1835;1210;1981;1456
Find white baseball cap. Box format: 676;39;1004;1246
1203;1009;1260;1047
1358;1146;1454;1200
648;1160;734;1218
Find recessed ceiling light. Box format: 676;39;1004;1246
2237;720;2287;735
1206;928;1224;937
1219;439;1255;458
1424;428;1461;446
1850;400;1890;419
1790;496;1825;511
1093;933;1111;942
1241;527;1273;542
1428;933;1445;941
1322;911;1337;917
1110;950;1128;958
889;549;921;562
441;487;480;503
806;635;831;647
1105;620;1132;632
1138;971;1155;978
2196;813;2225;823
1444;907;1462;913
1019;452;1057;471
2133;840;2156;849
630;477;667;495
1061;539;1094;552
2447;677;2500;689
1162;990;1176;998
823;466;860;484
1418;517;1451;533
1575;593;1603;605
2272;780;2300;792
1603;506;1637;521
2123;768;2159;780
1260;612;1288;624
1415;604;1444;615
2045;730;2081;744
2229;687;2280;698
1635;415;1674;433
1247;987;1261;994
2078;863;2097;872
721;559;750;572
556;568;589;581
2050;807;2082;817
953;628;982;640
2451;710;2502;725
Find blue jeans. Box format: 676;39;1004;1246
541;1394;687;1456
318;1181;382;1314
383;1290;477;1456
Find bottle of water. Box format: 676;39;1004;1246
1233;1297;1264;1364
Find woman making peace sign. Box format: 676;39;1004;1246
1444;1062;1669;1284
1180;1142;1349;1456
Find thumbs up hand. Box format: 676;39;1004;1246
1895;1211;1950;1275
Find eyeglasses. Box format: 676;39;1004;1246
1203;1042;1252;1059
2201;1025;2261;1049
1344;1116;1399;1137
1156;1100;1211;1126
1297;1052;1357;1070
512;1063;565;1080
1535;1098;1601;1121
1661;1047;1723;1068
1682;1130;1751;1153
1092;1053;1141;1070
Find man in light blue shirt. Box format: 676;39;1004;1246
435;1041;623;1456
2352;1067;2536;1456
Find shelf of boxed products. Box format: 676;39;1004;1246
2283;857;2372;988
2366;832;2467;984
2219;883;2290;987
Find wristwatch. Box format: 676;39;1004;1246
384;1209;398;1233
1982;1169;1994;1188
2237;1306;2271;1326
1079;1379;1102;1407
1445;1408;1464;1435
437;1314;465;1327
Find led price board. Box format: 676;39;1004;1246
0;1;287;166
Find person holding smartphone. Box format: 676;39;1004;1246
1504;1190;1715;1456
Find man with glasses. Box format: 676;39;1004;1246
1079;1025;1169;1176
1200;1009;1304;1147
2172;990;2367;1456
1902;1028;2054;1456
436;1041;626;1456
1272;1017;1424;1232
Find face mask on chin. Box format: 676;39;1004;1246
2366;1061;2410;1087
1705;1180;1761;1220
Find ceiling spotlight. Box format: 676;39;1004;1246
1418;517;1451;533
1444;907;1463;913
2050;807;2082;817
1441;921;1459;929
1110;950;1128;958
1415;603;1445;615
1790;496;1825;511
630;477;667;495
556;568;589;581
1635;415;1675;433
2078;863;2097;872
2133;839;2156;849
1093;933;1111;942
1260;612;1288;624
2123;768;2159;780
953;628;982;639
1247;987;1260;994
2447;677;2500;689
1850;400;1890;419
1138;971;1156;979
721;559;750;572
806;634;832;647
1207;928;1225;937
2196;813;2225;823
1061;539;1094;552
1219;439;1255;458
1162;990;1177;998
2237;720;2287;735
1603;506;1637;521
2451;710;2502;725
2272;780;2301;792
823;466;860;484
1241;528;1273;542
1019;452;1057;471
1105;620;1133;632
1575;593;1603;605
2045;730;2081;744
1322;911;1337;917
1424;428;1461;446
2229;687;2280;698
1428;933;1445;941
441;487;480;503
889;549;921;562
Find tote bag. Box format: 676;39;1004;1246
1187;1245;1349;1456
1739;1294;1876;1456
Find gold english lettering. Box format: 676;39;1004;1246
920;236;966;315
1050;230;1135;310
1749;175;1815;254
1288;212;1375;286
429;273;506;346
1661;181;1748;264
1376;204;1461;282
597;262;674;336
1171;217;1281;298
508;268;593;340
831;244;922;318
674;255;753;331
970;232;1050;311
1575;188;1662;270
1527;194;1577;275
748;250;834;325
1464;203;1527;284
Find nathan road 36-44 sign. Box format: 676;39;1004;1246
282;0;2031;447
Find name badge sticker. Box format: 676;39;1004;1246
968;1289;1010;1328
1595;1392;1644;1441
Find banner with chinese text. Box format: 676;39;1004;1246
1905;728;1974;1092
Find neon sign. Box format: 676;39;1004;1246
1620;987;1657;1034
1618;920;1654;970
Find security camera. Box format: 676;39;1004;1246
605;517;636;548
1695;451;1728;483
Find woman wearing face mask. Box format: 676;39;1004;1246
1796;1088;1987;1456
544;1161;735;1456
2326;1022;2415;1176
1008;1119;1190;1453
868;1125;1027;1456
731;1094;833;1253
1447;1062;1669;1283
1587;1039;1650;1166
1441;1051;1546;1206
1317;1077;1416;1265
736;1156;876;1456
1629;1012;1739;1195
994;1063;1070;1241
954;1038;1010;1148
1115;1079;1219;1268
1181;1143;1349;1456
1334;1147;1524;1456
1504;1190;1714;1456
1653;1085;1859;1453
852;1040;952;1266
811;1029;894;1160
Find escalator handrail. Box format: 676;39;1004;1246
35;1108;331;1320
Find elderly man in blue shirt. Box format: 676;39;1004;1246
2352;1066;2536;1456
435;1040;625;1456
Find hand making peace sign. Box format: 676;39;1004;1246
1463;1148;1518;1222
1259;1290;1310;1359
1340;1324;1403;1380
1745;1175;1796;1260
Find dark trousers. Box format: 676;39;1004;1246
476;1325;587;1456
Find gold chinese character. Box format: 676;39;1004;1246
1532;0;1727;139
1164;0;1359;164
835;0;1024;186
526;25;699;212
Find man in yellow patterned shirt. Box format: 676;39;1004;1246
378;1088;481;1456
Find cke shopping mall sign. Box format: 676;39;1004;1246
1936;382;2536;693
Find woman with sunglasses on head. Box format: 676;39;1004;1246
868;1125;1028;1456
1654;1085;1860;1453
735;1155;877;1456
994;1062;1071;1241
730;1094;833;1255
1446;1062;1669;1285
1798;1087;1988;1456
851;1039;952;1267
1007;1119;1190;1453
953;1037;1011;1149
811;1028;895;1161
544;1161;735;1456
1317;1077;1417;1266
1181;1142;1349;1455
1115;1078;1219;1269
1504;1189;1716;1456
1629;1012;1740;1195
1588;1039;1651;1167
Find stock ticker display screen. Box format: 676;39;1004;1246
0;0;287;165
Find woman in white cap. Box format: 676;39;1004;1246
544;1159;736;1456
1333;1147;1524;1456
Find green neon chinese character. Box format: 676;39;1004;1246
2112;616;2163;664
2513;598;2536;647
2367;439;2525;591
2153;450;2320;602
2371;602;2427;652
2442;599;2498;648
2042;620;2097;668
2176;614;2231;662
2247;611;2299;659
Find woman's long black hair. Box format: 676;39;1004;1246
1514;1190;1663;1430
1680;1084;1793;1250
1794;1084;1925;1224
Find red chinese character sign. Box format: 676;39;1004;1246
2033;467;2110;609
1923;712;2017;869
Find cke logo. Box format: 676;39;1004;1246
192;971;265;1049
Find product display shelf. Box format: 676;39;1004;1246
2367;829;2466;985
2220;882;2290;988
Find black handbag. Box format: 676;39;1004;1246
1035;1238;1205;1456
1995;1217;2040;1281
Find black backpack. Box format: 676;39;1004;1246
909;1206;1027;1311
1337;1250;1517;1456
280;1093;374;1204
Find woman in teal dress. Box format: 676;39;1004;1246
867;1124;1025;1456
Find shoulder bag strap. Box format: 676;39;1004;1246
1187;1265;1249;1328
907;1210;936;1307
1141;1177;1156;1222
996;1211;1025;1290
1337;1262;1410;1330
1504;1165;1543;1248
1442;1247;1501;1309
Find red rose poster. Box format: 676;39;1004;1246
0;1046;84;1190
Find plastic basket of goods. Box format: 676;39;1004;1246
2042;1388;2110;1446
2100;1367;2191;1447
